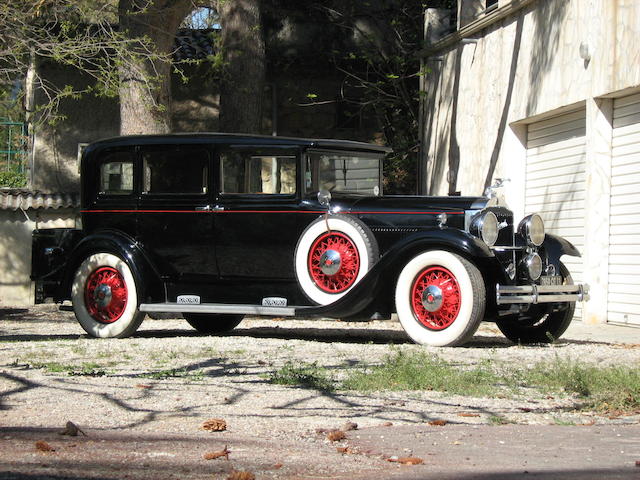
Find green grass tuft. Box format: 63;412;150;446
342;351;502;397
269;361;335;392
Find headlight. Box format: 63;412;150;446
524;253;543;280
518;214;545;246
471;211;499;247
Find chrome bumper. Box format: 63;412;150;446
496;283;590;305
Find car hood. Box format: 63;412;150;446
343;195;490;214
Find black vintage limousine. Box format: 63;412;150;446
31;133;589;346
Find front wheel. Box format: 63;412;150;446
71;252;145;338
395;250;486;347
184;314;244;334
496;263;575;344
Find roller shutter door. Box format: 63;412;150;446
608;94;640;326
525;109;586;320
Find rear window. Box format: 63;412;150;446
221;152;297;195
99;152;134;195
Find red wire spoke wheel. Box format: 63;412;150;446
84;266;128;324
308;231;360;293
72;253;144;338
410;266;461;330
295;214;378;305
395;250;485;347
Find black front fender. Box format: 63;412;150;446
60;230;164;303
542;233;581;266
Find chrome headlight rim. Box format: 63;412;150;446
519;213;545;247
524;252;543;280
471;210;499;247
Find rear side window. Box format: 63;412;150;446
99;152;134;195
143;147;209;195
221;152;296;195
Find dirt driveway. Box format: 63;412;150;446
1;306;640;479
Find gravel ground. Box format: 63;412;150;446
1;306;640;479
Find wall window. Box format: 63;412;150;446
99;152;134;195
221;152;296;195
143;147;208;194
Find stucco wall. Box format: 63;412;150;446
0;209;79;306
423;0;640;212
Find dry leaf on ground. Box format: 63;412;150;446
327;430;346;442
273;463;283;469
387;456;424;465
457;412;480;418
35;441;54;452
202;418;227;431
337;446;355;454
135;384;152;389
203;445;230;460
59;421;86;437
342;421;358;431
227;471;255;480
382;421;393;427
428;419;447;426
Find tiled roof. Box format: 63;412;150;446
0;190;80;210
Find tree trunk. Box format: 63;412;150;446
118;0;193;135
218;0;265;134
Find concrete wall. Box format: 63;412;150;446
422;0;640;325
0;208;79;306
423;0;640;209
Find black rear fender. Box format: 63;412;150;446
60;231;164;304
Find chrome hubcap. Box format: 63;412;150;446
319;249;342;276
421;285;443;312
93;284;113;309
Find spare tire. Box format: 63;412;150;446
294;214;379;305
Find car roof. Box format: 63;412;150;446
86;133;392;154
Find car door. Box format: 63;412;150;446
214;146;314;279
135;144;217;282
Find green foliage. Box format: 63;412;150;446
0;167;27;188
269;361;335;391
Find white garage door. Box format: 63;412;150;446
525;109;586;320
608;93;640;326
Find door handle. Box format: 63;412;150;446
195;205;224;212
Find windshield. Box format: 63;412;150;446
305;151;382;196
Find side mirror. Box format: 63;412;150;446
317;189;331;209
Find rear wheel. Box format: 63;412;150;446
184;314;244;334
496;263;575;344
71;253;144;338
395;250;485;347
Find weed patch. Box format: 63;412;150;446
269;361;334;392
140;368;204;381
30;361;107;376
342;351;502;397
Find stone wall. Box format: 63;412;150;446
0;208;78;306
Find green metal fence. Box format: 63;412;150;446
0;120;27;171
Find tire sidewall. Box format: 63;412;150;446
71;252;141;338
395;250;476;347
295;215;373;305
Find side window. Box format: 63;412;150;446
143;147;208;195
99;152;134;195
220;152;296;195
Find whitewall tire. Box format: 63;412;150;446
295;214;378;305
395;250;485;347
71;252;145;338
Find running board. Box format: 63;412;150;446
139;302;296;317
